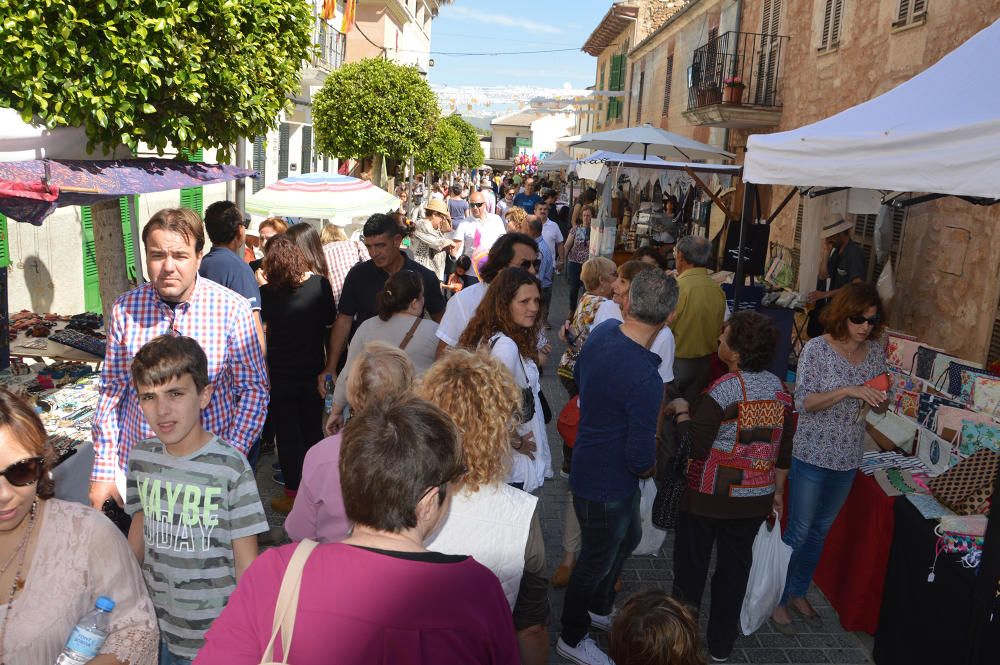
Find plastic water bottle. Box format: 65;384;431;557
55;597;115;664
323;374;335;413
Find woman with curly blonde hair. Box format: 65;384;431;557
504;205;529;234
422;349;550;665
458;267;552;492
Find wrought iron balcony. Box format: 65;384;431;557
682;31;789;129
314;18;346;71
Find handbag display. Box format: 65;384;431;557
947;362;991;401
960;420;1000;456
935;405;993;444
917;393;965;431
971;374;1000;415
865;409;918;453
885;332;920;372
260;539;318;665
912;346;940;380
928;449;1000;516
916;428;953;475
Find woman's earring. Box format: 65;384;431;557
47;471;54;480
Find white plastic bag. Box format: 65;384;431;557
631;478;666;556
740;517;793;635
876;259;895;304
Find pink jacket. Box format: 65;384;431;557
284;434;350;543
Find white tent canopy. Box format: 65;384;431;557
573;150;668;182
537;148;575;172
570;124;734;161
743;19;1000;199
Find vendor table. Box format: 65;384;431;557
873;498;999;665
781;471;896;634
9;322;104;364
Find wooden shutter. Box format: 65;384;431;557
662;54;674;117
912;0;926;16
821;0;833;48
763;0;781;33
830;0;844;46
80;207;102;313
301;126;313;175
278;123;291;180
609;55;622;90
895;0;926;26
0;214;8;269
896;0;910;22
180;148;204;218
636;71;645;124
252;136;266;193
119;197;137;282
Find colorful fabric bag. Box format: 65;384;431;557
912;346;940;380
928;449;1000;516
971;374;1000;415
916;428;953;475
960;420;1000;456
885;331;920;372
917;393;965;431
948;362;991;401
865;409;918;453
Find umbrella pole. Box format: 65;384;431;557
733;183;755;306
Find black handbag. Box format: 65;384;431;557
652;424;690;530
539;390;552;424
491;336;536;425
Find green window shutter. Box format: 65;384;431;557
0;213;9;269
609;55;621;90
301;126;313;175
278;123;291;180
81;206;102;313
119;197;137;282
252;136;266;193
180;149;204;218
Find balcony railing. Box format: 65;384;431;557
490;146;518;161
314;19;346;71
686;31;788;111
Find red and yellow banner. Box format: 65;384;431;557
341;0;357;33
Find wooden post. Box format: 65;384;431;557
90;198;130;321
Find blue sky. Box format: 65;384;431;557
427;0;610;88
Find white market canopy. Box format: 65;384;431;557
570;124;734;161
743;19;1000;199
537;149;575;172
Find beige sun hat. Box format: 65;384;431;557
424;198;450;217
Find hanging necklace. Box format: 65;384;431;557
0;499;38;663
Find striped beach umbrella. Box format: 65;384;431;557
245;172;400;226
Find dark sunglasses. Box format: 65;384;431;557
517;259;542;270
469;202;485;208
848;314;880;326
0;457;44;486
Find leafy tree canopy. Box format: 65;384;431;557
441;114;484;169
415;118;460;173
0;0;313;156
313;58;438;161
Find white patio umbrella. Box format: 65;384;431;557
570;123;734;161
245;172;399;226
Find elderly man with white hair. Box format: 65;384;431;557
454;189;507;259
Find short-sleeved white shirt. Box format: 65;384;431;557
435;282;488;346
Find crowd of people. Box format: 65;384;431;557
0;170;894;665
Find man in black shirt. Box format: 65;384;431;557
320;213;446;388
807;218;865;336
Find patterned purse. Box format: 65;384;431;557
960;420;1000;456
948;362;991;401
917;393;965;431
885;331;919;371
912;346;940;380
928;449;1000;516
971;374;1000;415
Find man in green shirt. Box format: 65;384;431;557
670;236;726;401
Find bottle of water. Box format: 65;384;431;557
55;596;115;664
324;374;335;413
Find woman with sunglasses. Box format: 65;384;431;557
198;395;520;664
459;267;552;493
0;389;158;664
772;283;888;632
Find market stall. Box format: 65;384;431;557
739;19;1000;661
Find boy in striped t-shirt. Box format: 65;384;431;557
125;335;268;664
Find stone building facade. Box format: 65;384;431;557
587;0;1000;363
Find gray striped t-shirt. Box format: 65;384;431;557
125;435;268;659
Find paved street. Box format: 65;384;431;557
255;271;874;665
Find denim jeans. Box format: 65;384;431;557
566;260;583;314
560;488;641;646
159;640;192;665
780;457;857;604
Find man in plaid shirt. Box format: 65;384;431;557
89;208;269;510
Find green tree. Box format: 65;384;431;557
415;118;460;173
441;115;485;169
313;58;438;161
0;0;313;156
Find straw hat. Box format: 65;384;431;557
424;198;449;217
820;218;852;238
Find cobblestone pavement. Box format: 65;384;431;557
255;271;874;665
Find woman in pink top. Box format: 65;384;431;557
284;341;415;543
196;395;519;664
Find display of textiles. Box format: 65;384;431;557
960;420;1000;455
917;393;966;431
906;493;954;520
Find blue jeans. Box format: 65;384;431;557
566;260;583;314
780;457;857;604
159;640;192;665
560;488;641;646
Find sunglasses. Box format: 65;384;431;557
848;314;880;326
517;259;542;270
0;457;44;487
469;202;485;208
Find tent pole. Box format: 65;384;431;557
733;182;754;306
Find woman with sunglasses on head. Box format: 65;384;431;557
420;349;550;665
198;395;520;664
0;389;158;664
459;267;552;493
771;283;888;633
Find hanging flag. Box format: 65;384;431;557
342;0;357;33
321;0;336;20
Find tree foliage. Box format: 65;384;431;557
313;58;438;161
0;0;313;156
442;115;484;169
415;118;460;173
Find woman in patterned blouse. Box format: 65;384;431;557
772;283;888;632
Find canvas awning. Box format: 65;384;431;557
0;158;255;224
743;19;1000;199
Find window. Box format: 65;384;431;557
819;0;844;51
635;71;645;124
762;0;781;33
661;53;674;117
893;0;927;27
851;207;907;282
